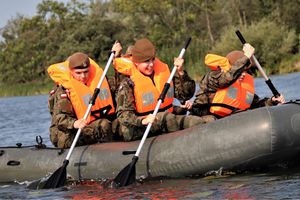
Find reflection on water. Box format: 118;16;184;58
2;171;297;199
0;72;300;199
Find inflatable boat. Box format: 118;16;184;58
0;102;300;183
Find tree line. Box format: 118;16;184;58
0;0;299;85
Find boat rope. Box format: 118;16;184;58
285;99;300;105
0;135;60;150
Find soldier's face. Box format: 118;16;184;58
71;67;90;84
238;72;246;82
135;58;154;76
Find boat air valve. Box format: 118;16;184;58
16;143;22;148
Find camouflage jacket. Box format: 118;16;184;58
48;76;119;133
191;56;275;117
48;85;77;134
116;70;196;127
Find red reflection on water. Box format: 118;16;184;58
223;191;253;200
67;179;193;199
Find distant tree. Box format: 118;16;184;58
0;0;299;86
211;18;297;74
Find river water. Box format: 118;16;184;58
0;72;299;199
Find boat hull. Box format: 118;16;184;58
1;103;300;182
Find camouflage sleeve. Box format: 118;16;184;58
116;78;144;127
173;70;196;103
205;56;251;91
107;72;128;100
193;56;251;111
107;75;117;100
52;86;77;131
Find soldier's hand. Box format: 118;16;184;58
141;114;157;125
180;100;193;110
271;94;285;104
243;43;255;59
74;119;88;129
174;57;184;76
112;41;122;57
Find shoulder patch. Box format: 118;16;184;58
60;93;67;99
65;89;70;96
50;89;55;95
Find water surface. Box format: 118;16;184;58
0;72;299;199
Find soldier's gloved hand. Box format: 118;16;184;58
141;114;157;125
243;43;255;59
174;57;184;76
74;119;88;129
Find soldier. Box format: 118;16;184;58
190;43;285;118
48;43;122;148
113;38;215;141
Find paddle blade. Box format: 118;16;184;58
114;156;138;187
41;160;69;189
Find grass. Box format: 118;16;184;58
277;54;300;74
0;81;54;97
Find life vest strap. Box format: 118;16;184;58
193;103;241;112
91;105;113;119
135;104;173;116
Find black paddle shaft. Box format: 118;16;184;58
235;30;280;97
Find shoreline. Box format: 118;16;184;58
1;70;300;98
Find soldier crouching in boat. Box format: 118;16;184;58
190;43;285;118
113;38;215;141
47;43;122;148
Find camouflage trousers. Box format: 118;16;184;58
117;111;216;141
50;118;112;148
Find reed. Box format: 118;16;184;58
0;82;53;97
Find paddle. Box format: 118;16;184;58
41;50;116;189
113;37;192;187
235;30;280;97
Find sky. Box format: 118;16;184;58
0;0;71;29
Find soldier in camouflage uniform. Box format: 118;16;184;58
48;43;122;148
190;43;285;117
114;38;215;141
48;85;113;148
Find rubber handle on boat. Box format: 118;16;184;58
235;30;246;44
183;37;192;49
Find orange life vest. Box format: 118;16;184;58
48;58;115;122
205;54;231;72
114;57;174;115
205;54;255;117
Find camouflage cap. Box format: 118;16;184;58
68;52;90;69
132;38;156;63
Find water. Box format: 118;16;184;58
0;72;299;199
